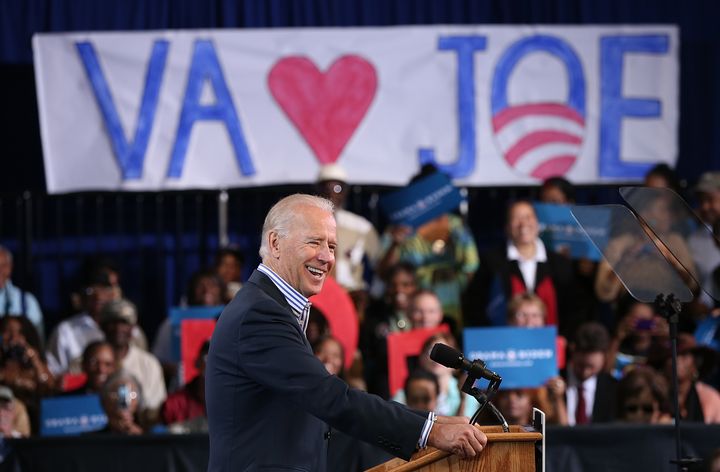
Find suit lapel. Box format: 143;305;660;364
248;270;311;348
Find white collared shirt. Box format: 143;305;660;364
507;238;548;291
257;264;311;333
566;370;597;426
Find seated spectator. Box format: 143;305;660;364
392;332;478;417
306;307;331;347
152;268;226;390
313;336;344;379
507;292;546;328
463;200;575;336
539;177;575;205
649;333;720;423
538;177;600;327
46;271;114;375
644;163;682;194
408;290;445;330
505;293;568;424
65;340;116;395
98;369;144;435
70;256;148;351
0;316;55;432
315;164;381;318
215;247;245;302
0;245;44;343
100;299;166;426
493;388;553;426
404;369;439;412
564;322;618;425
616;367;671;424
595;192;698;306
689;172;720;315
162;341;208;433
607;297;669;378
378;164;479;325
0;385;30;438
361;262;417;398
0;316;55;395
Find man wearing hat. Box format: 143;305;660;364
99;298;166;426
688;172;720;310
316;164;381;308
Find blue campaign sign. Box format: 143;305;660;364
378;173;463;228
533;202;608;261
40;395;107;436
463;326;558;389
695;316;720;351
169;305;224;361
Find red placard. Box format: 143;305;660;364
310;276;358;370
180;319;217;384
386;325;449;397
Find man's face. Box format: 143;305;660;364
388;270;416;310
405;378;438;411
315;338;343;376
102;320;134;349
0;252;11;288
269;205;336;297
572;351;605;382
84;284;115;318
316;180;347;209
510;301;545;328
698;191;720;224
507;202;539;246
85;345;116;391
409;293;444;329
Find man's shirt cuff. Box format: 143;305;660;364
417;412;436;449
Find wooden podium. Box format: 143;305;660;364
366;425;542;472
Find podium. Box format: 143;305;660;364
366;425;542;472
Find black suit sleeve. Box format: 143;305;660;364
236;298;427;460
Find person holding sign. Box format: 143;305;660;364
206;194;486;471
377;165;479;329
463;200;574;335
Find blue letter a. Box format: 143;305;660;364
168;39;255;178
76;40;169;180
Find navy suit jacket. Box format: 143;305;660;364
206;270;426;471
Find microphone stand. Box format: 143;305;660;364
654;294;702;472
462;373;509;432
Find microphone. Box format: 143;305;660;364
430;343;501;382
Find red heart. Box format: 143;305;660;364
268;55;377;165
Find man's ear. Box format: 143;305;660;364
268;231;282;258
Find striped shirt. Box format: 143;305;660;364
257;263;435;450
257;264;311;333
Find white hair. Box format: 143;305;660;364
259;194;334;261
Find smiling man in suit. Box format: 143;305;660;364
206;194;486;471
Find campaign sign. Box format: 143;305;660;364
379;173;463;228
180;319;216;384
463;326;558;389
386;325;449;396
533;202;608;260
695;316;720;351
41;395;107;436
169;305;224;362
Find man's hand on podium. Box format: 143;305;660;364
427;416;487;459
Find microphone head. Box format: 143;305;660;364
429;343;464;369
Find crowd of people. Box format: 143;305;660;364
0;163;718;455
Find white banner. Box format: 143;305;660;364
33;25;679;193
